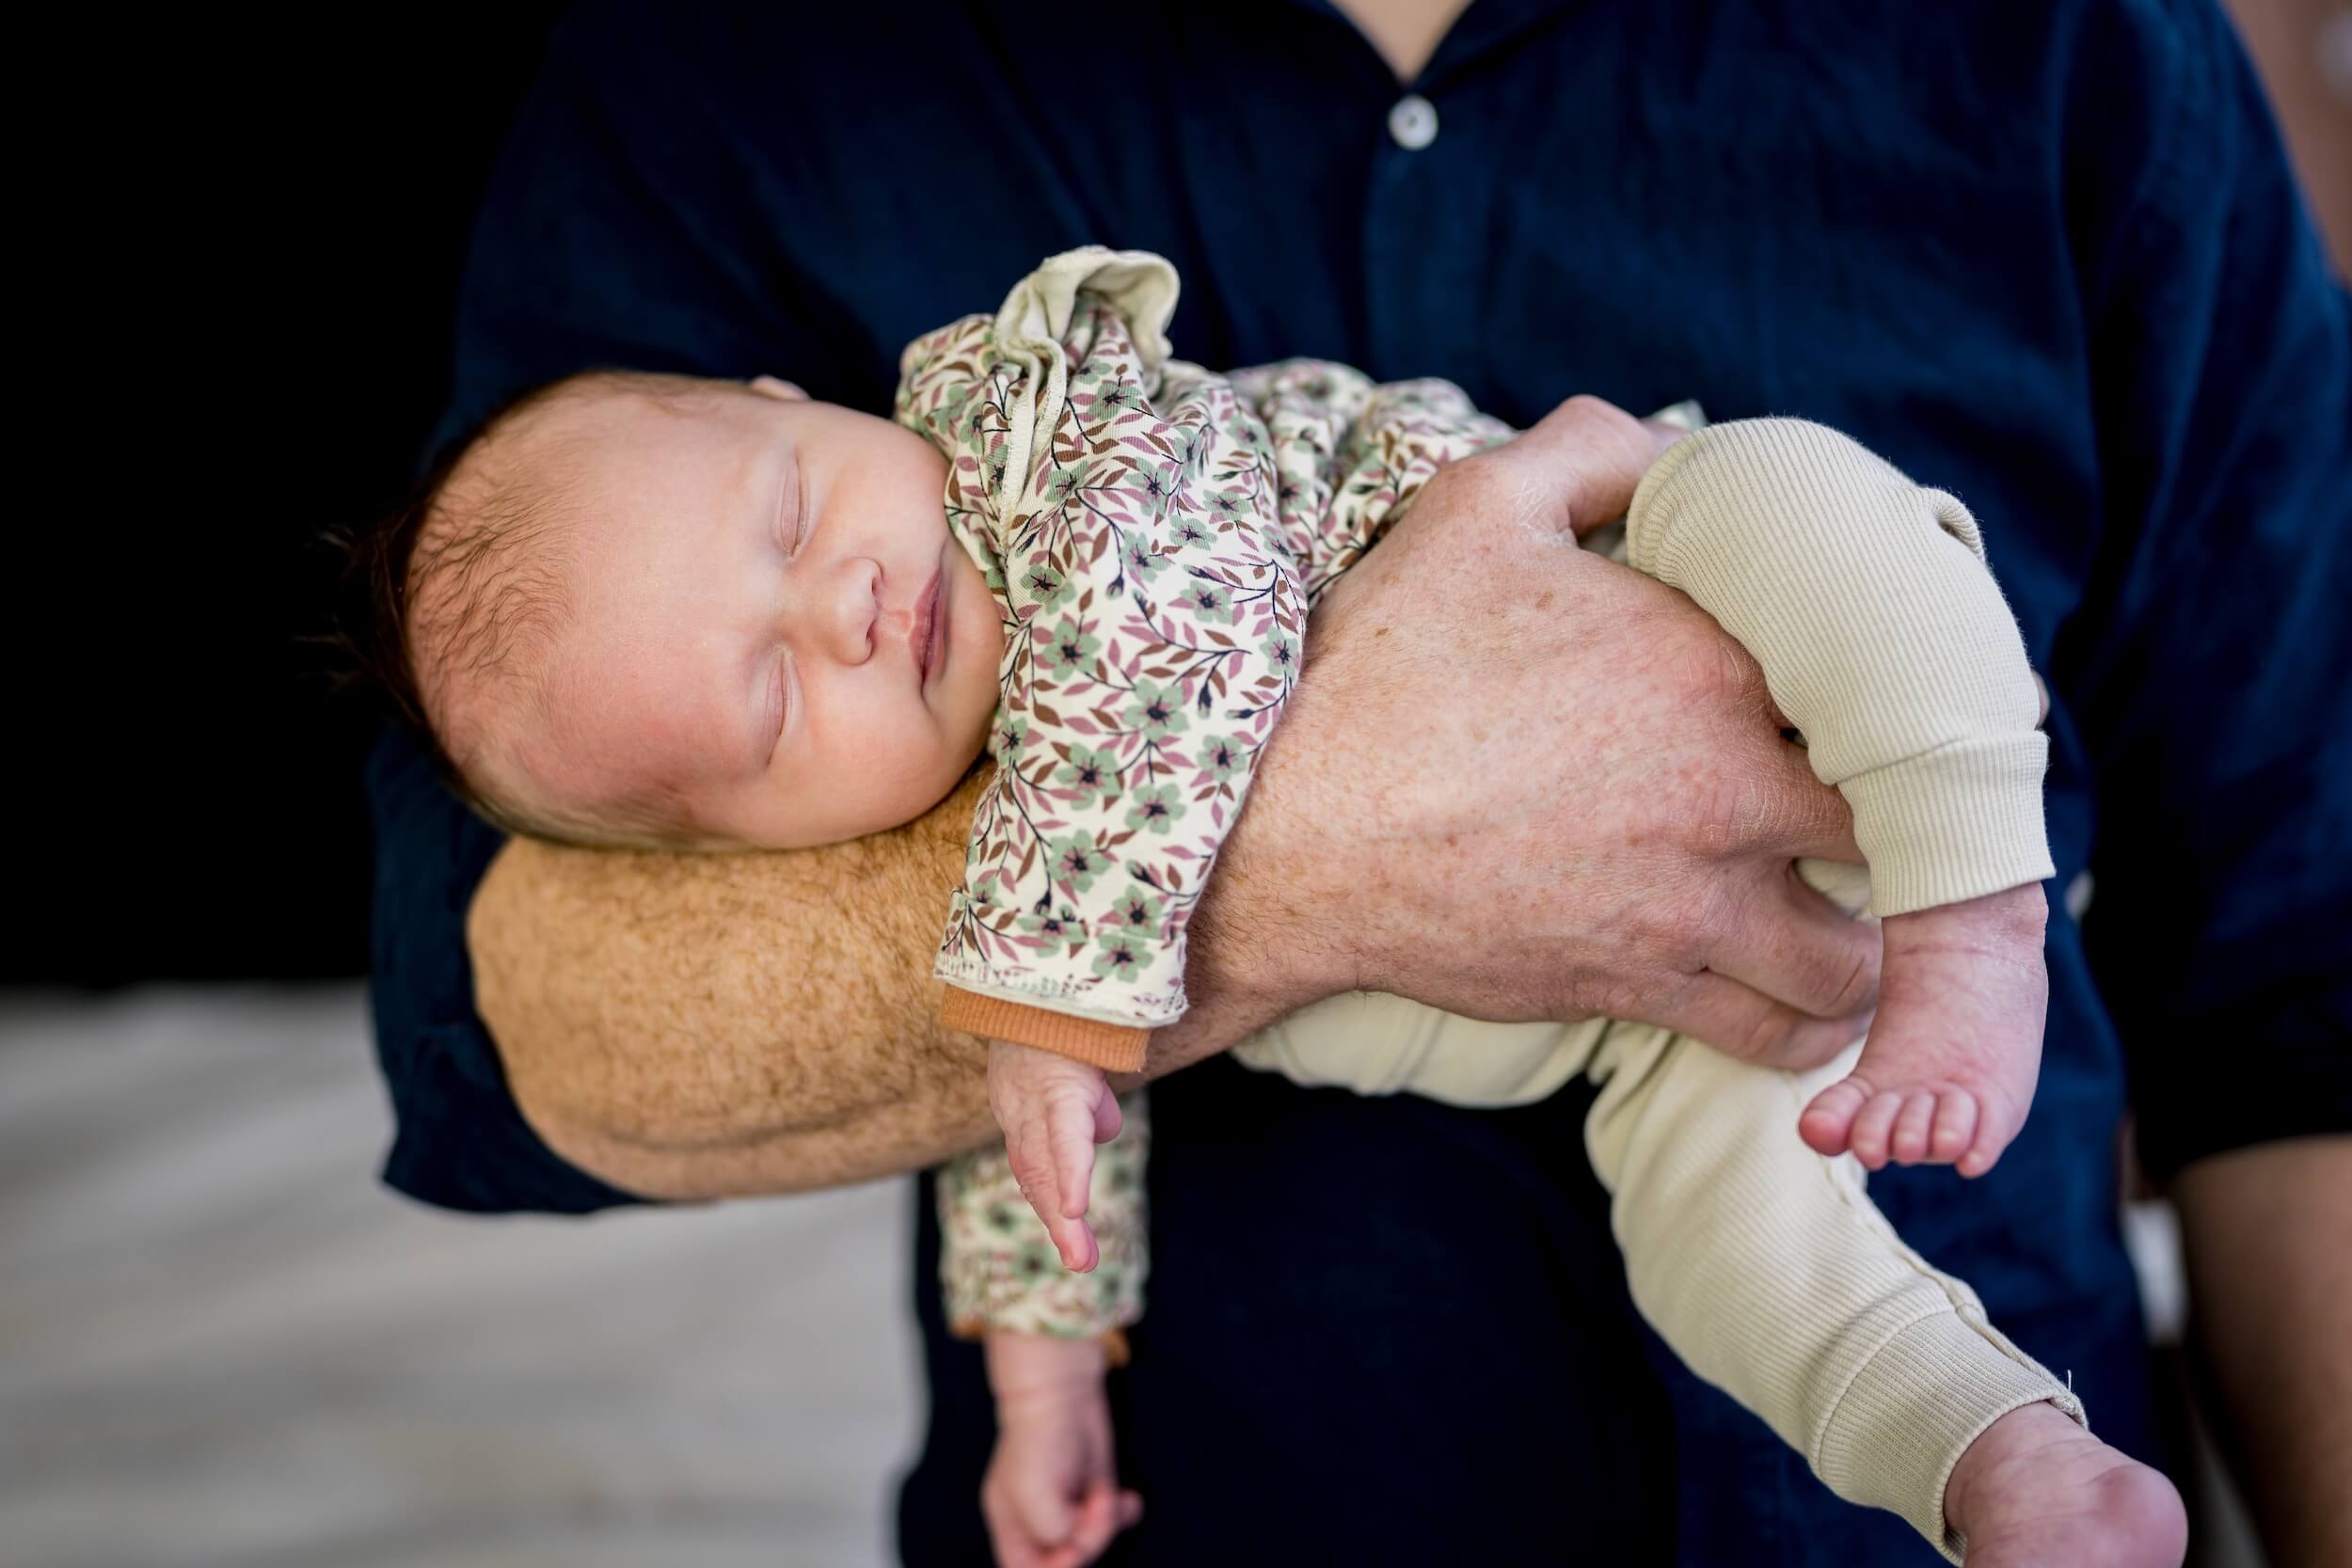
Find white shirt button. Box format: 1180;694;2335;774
1388;94;1438;150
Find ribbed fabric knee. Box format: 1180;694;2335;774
1585;1023;2078;1560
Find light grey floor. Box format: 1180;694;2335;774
0;988;2270;1568
0;987;921;1568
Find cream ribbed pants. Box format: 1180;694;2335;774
1232;858;2079;1562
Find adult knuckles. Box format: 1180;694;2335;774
1526;393;1643;449
1649;616;1770;715
1411;448;1522;526
1724;1003;1805;1064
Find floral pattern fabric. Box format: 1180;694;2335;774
894;294;1510;1028
900;255;1510;1338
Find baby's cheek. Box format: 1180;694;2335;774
880;711;986;827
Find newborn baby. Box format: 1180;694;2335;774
386;251;2181;1567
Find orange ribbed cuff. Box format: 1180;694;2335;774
938;987;1150;1072
950;1319;1132;1367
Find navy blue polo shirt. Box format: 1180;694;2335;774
369;1;2350;1561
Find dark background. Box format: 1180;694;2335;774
9;4;2340;988
9;10;569;983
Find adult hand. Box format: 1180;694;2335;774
1193;397;1879;1072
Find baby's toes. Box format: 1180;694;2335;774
1957;1098;2022;1180
1799;1078;1872;1157
1847;1090;1908;1170
1929;1091;1980;1165
1888;1092;1939;1164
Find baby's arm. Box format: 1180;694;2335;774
1621;420;2054;1173
939;1098;1151;1565
982;1332;1140;1568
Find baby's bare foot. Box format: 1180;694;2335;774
1944;1402;2185;1568
1799;884;2048;1176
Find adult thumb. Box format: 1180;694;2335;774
1492;394;1685;538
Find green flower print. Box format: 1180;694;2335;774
1048;833;1108;895
1125;680;1190;740
1032;616;1102;677
1019;903;1089;944
1260;628;1299;677
1105;884;1164;932
1124;784;1184;835
1043;460;1091;505
1174;579;1233;625
992;715;1028;761
1019;560;1074;607
1092;929;1146;982
1055;745;1120;810
1202;735;1250;782
1130;461;1180;508
1120;535;1168;584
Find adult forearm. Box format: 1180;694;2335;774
467;768;1302;1199
2170;1135;2352;1565
469;773;997;1198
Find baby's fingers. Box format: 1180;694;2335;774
1057;1480;1129;1566
1007;1133;1098;1271
982;1481;1061;1568
1048;1095;1102;1222
1091;1088;1123;1146
1042;1208;1100;1274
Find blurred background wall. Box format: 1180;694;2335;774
7;8;570;984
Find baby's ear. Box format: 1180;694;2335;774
749;375;809;403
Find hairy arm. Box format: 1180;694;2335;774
473;774;1312;1200
481;773;991;1197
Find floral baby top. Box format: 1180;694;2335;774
895;248;1510;1071
896;247;1510;1340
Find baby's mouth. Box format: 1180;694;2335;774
914;568;946;689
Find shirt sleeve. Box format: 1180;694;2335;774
2059;0;2352;1179
366;729;643;1213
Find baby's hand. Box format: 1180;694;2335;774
1798;882;2049;1176
989;1038;1123;1272
983;1332;1142;1568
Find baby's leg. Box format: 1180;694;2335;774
1585;1021;2182;1564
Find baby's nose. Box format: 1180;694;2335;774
816;558;881;664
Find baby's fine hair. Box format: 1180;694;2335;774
338;369;720;849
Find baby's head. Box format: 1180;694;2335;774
379;371;1002;849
